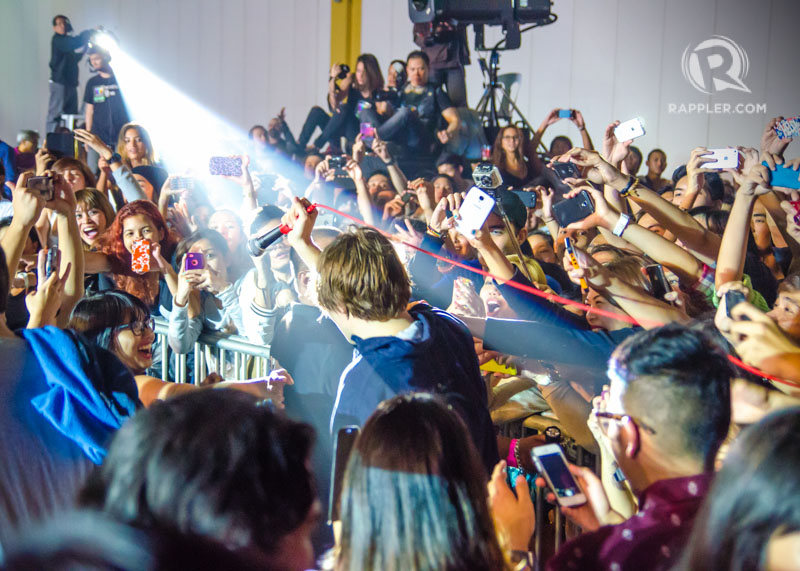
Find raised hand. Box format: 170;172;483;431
487;460;535;552
761;117;792;158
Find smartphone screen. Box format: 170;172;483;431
534;448;585;504
558;109;573;119
328;426;360;524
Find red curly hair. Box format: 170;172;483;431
97;200;178;307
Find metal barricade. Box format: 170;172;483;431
152;317;271;385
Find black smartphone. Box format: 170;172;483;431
328;426;360;524
552;190;594;227
645;264;670;300
28;175;55;201
550;161;581;181
510;190;537;209
328;155;346;169
45;132;77;158
725;290;748;319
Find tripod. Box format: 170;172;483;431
474;49;535;144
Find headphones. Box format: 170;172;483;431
53;14;73;34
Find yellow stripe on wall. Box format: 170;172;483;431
330;0;361;70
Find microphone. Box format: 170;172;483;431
247;203;317;257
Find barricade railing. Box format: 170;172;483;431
152;317;271;385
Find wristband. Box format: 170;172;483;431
507;438;519;468
426;226;443;239
108;152;122;164
618;176;636;197
612;213;631;237
514;439;524;472
383;158;396;166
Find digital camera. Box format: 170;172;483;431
471;163;503;190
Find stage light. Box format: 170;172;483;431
106;41;307;212
93;29;118;55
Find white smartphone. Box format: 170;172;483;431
455;187;496;238
531;444;587;507
704;148;739;169
614;118;646;143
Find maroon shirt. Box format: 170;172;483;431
546;473;713;571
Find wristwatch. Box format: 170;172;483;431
544;426;562;443
108;152;122;164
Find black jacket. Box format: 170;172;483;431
49;30;92;86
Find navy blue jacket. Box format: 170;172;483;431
331;304;498;474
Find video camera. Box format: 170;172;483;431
471;163;503;190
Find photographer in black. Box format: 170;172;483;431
372;51;460;172
413;19;470;108
46;15;94;133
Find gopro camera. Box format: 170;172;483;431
471;163;503;190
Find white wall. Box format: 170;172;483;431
0;0;331;144
363;0;800;169
2;0;798;172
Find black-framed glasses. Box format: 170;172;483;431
119;318;155;336
595;411;657;435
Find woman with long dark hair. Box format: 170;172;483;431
490;125;533;189
676;408;800;570
335;393;520;571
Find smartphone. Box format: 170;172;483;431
171;176;194;190
775;116;800;140
531;444;587;507
455;187;496;237
131;239;151;274
45;247;58;278
724;290;747;319
359;122;375;141
645;264;671;300
510;189;537;208
328;426;360;524
564;236;588;291
552;190;594;227
704;148;739;170
550;161;581;181
614;118;646;143
481;144;492;161
400;191;415;205
27;175;55;201
763;162;800;190
45;132;78;158
558;109;574;119
328;155;346;169
209;156;243;177
184;252;205;271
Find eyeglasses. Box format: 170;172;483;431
502;135;520;140
119;318;155;336
594;411;657;435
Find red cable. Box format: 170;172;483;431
312;203;800;389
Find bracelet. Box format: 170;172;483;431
612;213;631;237
426;226;443;239
618;176;637;197
542;217;555;224
514;439;524;472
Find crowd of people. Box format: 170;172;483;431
0;12;799;571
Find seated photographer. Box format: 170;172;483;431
309;54;384;153
281;198;498;472
374;50;460;167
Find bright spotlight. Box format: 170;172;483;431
107;39;308;212
90;28;119;56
